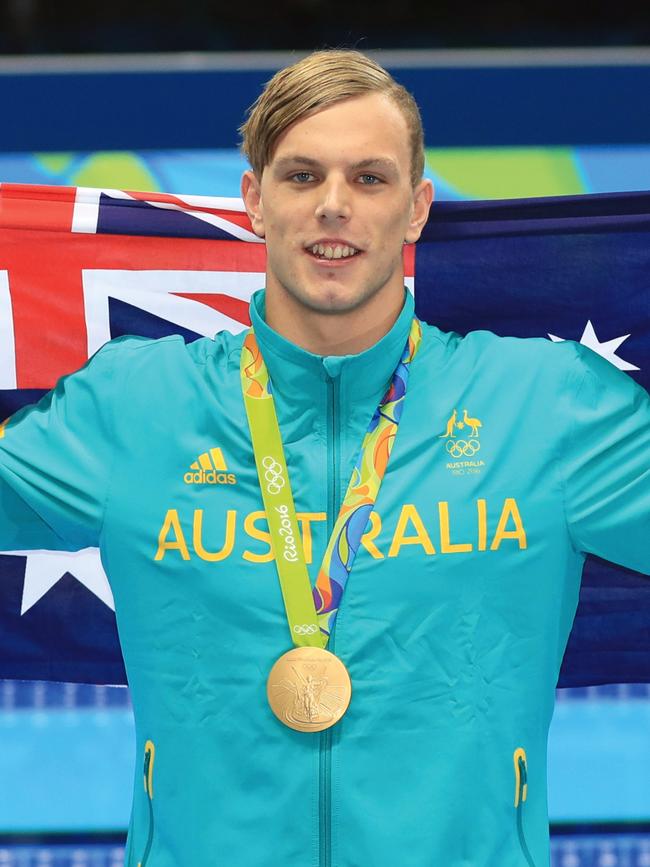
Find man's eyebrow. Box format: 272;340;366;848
272;155;399;173
273;156;321;171
349;158;399;173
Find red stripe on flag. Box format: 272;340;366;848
0;184;77;232
122;190;255;232
175;293;251;325
404;243;415;278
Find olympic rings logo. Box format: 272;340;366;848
445;439;481;458
293;624;319;635
262;455;285;495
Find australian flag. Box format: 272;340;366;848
0;183;648;687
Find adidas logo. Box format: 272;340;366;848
184;447;237;485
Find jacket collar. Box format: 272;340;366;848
248;287;416;400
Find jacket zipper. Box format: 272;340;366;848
138;740;156;867
513;747;536;867
320;375;339;867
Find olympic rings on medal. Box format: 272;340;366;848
445;438;481;458
262;455;285;494
293;623;319;635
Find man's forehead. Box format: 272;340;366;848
267;92;410;170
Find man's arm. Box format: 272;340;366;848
0;342;119;553
559;341;650;575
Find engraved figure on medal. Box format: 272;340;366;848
267;648;352;732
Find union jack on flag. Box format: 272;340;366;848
0;182;648;687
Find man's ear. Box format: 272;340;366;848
241;170;265;239
404;178;434;245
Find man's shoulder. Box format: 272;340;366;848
422;320;582;374
94;328;245;367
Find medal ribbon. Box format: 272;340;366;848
241;316;422;650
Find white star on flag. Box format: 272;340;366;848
548;320;640;371
0;548;115;614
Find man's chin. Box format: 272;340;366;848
299;291;369;316
289;280;378;316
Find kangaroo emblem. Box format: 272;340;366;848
439;408;459;437
439;407;483;439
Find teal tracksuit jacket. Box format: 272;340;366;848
1;287;649;866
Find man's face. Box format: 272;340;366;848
241;91;433;316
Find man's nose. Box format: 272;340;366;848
314;176;351;221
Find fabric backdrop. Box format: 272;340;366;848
0;183;648;687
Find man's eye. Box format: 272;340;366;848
291;171;315;183
359;174;381;185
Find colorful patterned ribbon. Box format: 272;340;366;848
241;316;422;649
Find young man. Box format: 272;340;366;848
0;49;649;867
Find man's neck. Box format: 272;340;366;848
264;284;405;356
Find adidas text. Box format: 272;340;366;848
184;470;237;485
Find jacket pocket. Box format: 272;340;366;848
513;747;536;867
138;740;156;867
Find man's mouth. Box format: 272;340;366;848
307;243;362;261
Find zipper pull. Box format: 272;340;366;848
143;740;155;800
513;747;528;808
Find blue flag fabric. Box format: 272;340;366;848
0;185;648;687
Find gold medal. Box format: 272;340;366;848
267;646;352;732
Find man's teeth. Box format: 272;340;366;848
310;244;359;259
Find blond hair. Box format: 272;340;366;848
238;49;425;188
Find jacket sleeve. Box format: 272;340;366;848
559;341;650;575
0;342;118;552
